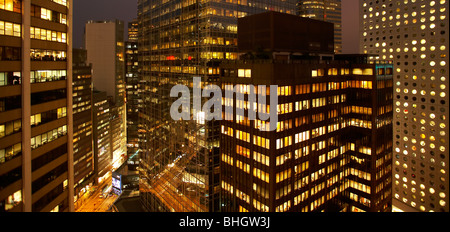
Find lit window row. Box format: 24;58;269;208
253;151;269;166
235;130;250;143
253;135;270;149
0;20;21;37
31;4;67;25
236;160;250;173
30;27;67;43
30;107;67;128
254;168;269;183
236;145;250;158
31;125;67;150
277;103;293;115
0;0;21;13
31;69;67;83
51;0;67;6
0;72;21;86
276;152;291;166
0;118;21;139
0;142;21;164
31;49;67;61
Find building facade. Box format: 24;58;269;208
0;0;73;212
137;0;297;212
125;19;141;165
85;20;127;172
92;91;111;184
360;0;449;212
128;18;138;42
297;0;342;54
220;12;393;212
72;48;94;207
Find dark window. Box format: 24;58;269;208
0;46;21;61
0;95;21;113
31;89;66;105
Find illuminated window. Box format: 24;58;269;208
0;20;21;37
238;69;251;78
0;0;21;13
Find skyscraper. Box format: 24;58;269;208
360;0;449;212
85;20;127;172
138;0;297;212
125;19;141;164
92;90;111;184
128;18;139;42
297;0;342;54
72;48;94;207
1;0;73;212
220;11;393;212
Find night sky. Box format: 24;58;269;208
73;0;138;48
73;0;360;53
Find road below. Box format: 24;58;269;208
76;175;119;212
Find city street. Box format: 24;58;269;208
76;175;119;212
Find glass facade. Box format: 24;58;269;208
125;19;142;164
137;0;297;212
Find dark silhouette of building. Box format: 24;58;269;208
297;0;342;53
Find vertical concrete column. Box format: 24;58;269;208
67;0;75;212
21;0;32;212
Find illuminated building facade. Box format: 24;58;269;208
137;0;297;212
72;48;94;206
220;12;393;212
85;20;127;172
128;18;139;42
297;0;342;54
125;19;141;164
360;0;449;212
1;0;73;212
92;91;111;184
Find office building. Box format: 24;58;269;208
85;20;127;172
128;18;138;42
360;0;449;212
1;0;73;212
220;12;393;212
109;102;127;170
92;90;111;184
297;0;342;54
125;20;141;163
72;48;94;206
138;0;297;212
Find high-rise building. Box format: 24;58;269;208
92;90;111;184
360;0;449;212
72;48;94;207
85;20;127;172
109;102;127;170
125;19;141;164
137;0;297;212
220;11;393;212
85;20;125;105
1;0;73;212
128;18;138;42
297;0;342;54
